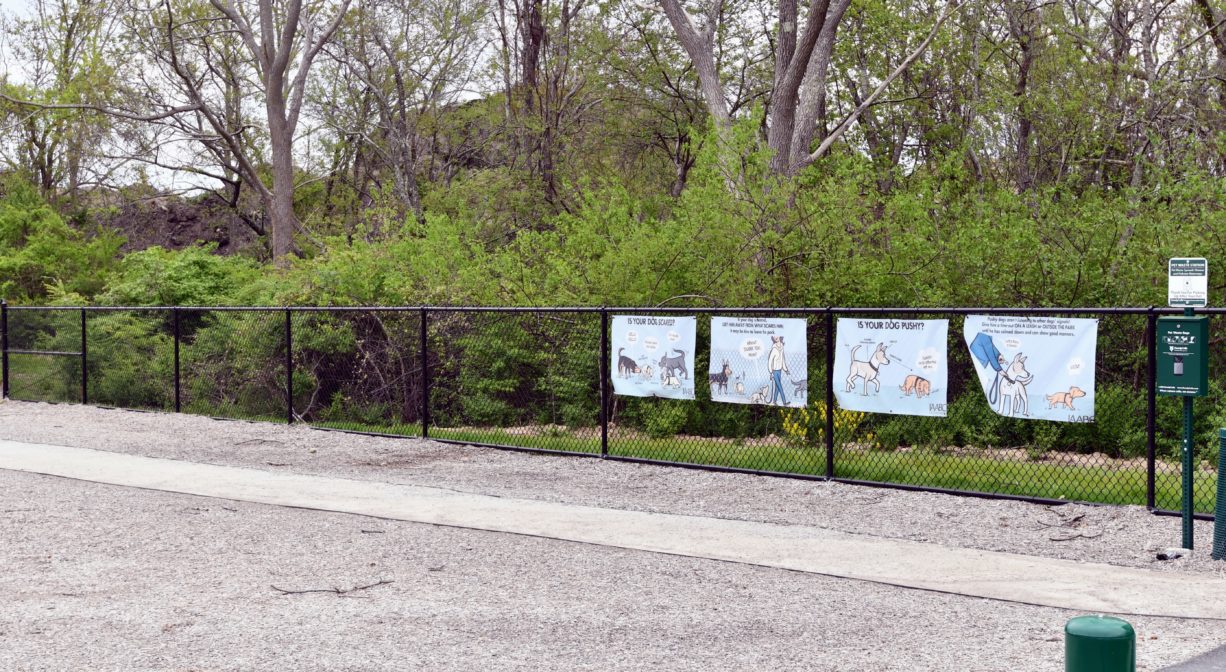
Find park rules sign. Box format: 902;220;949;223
1168;258;1208;308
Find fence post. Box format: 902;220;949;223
420;307;430;439
80;308;88;404
173;307;181;413
1146;308;1157;510
1;300;8;400
285;308;293;424
1214;429;1226;561
600;308;609;458
825;308;835;479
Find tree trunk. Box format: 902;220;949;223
519;0;545;110
267;87;296;263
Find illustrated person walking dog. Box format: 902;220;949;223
767;335;790;405
970;332;1034;417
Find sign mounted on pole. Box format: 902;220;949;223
1168;258;1208;308
1163;256;1208;551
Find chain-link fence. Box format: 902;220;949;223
830;311;1153;506
3;306;83;404
607;310;828;477
2;303;1221;518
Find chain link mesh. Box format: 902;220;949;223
296;309;422;436
179;309;288;422
608;311;826;476
1;306;1219;516
5;308;82;403
425;310;602;454
833;313;1153;507
84;309;176;411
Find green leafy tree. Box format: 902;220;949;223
0;177;122;302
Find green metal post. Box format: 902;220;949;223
1182;307;1195;550
1065;615;1135;672
1214;428;1226;561
1;299;8;400
1183;396;1195;550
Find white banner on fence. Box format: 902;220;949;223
834;318;949;417
963;315;1097;423
708;317;808;408
610;315;697;399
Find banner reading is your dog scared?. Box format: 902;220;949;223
610;315;697;399
834;318;949;417
709;317;807;408
963;315;1097;423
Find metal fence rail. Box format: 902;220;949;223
2;301;1221;520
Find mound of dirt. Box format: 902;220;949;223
98;195;264;255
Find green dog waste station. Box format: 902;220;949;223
1065;615;1135;672
1155;315;1209;550
1155;316;1209;397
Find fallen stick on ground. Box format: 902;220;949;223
270;579;393;596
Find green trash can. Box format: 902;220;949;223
1065;615;1135;672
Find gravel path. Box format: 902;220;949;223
2;400;1225;671
2;469;1223;672
1;401;1221;575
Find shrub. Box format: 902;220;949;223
1066;384;1145;458
873;418;909;452
643;401;689;439
1030;422;1062;461
84;313;173;409
100;244;260;307
0;177;122;302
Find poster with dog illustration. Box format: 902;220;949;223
611;315;697;399
963;315;1097;423
709;317;807;408
834;318;949;417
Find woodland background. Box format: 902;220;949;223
0;0;1223;309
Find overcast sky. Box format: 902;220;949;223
0;0;27;18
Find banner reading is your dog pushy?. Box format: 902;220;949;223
963;315;1097;423
708;317;807;408
610;315;697;399
834;318;949;417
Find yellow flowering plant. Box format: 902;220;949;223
781;402;869;448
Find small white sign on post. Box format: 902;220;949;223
1168;258;1208;308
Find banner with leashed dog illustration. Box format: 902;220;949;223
963;315;1097;423
610;315;697;399
834;318;949;417
708;317;807;408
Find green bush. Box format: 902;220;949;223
538;332;600;428
1030;422;1062;461
873;418;909;451
84;313;173;409
461;392;514;427
0;177;122;302
100;245;260;307
643;400;689;439
945;392;1017;448
181;311;287;419
1066;384;1145;458
318;394;393;427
